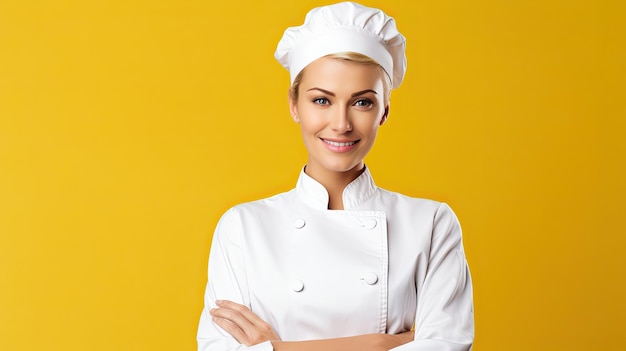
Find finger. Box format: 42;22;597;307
211;315;248;344
215;300;250;312
211;308;273;346
211;307;258;345
211;302;281;345
216;300;270;328
210;307;254;330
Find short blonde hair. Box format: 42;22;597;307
288;52;392;103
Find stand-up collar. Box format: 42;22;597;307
295;166;378;211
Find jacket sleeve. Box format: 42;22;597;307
391;203;474;351
197;208;274;351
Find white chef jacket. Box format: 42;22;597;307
197;167;474;351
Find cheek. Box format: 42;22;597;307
298;111;325;133
356;118;382;135
298;119;321;143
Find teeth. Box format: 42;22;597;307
325;140;356;147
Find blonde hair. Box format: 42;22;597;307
288;52;393;103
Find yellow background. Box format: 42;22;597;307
1;0;624;350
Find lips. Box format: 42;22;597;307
320;138;360;152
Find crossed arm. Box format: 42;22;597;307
200;205;474;351
210;299;415;351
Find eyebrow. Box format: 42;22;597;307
306;87;378;97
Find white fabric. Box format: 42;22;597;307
274;1;407;88
197;167;474;350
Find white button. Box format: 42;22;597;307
291;279;304;292
294;218;306;229
362;272;378;285
362;219;377;230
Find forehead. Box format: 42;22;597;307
299;57;385;93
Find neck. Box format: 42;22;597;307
304;163;365;210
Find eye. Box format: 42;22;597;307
354;98;374;108
312;97;330;105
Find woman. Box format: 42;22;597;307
197;2;474;350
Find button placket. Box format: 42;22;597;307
291;217;307;294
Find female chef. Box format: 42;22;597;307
197;2;474;350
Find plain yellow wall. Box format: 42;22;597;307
1;0;624;350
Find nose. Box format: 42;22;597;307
330;106;352;133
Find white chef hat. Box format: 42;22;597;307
274;1;407;89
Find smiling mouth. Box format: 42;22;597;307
322;139;359;147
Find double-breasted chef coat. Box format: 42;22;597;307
197;167;474;351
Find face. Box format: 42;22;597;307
289;57;388;181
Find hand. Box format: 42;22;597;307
210;300;281;346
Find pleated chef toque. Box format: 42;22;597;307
274;1;407;89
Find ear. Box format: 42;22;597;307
289;94;300;123
379;105;389;125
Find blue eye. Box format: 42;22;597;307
313;97;330;105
